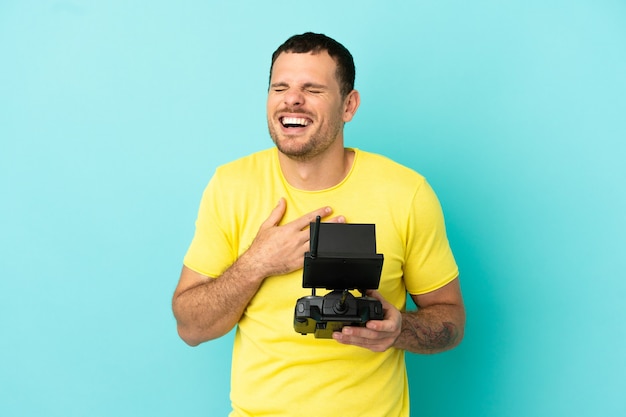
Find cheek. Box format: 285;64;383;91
266;95;279;111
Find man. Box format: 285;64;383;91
173;32;465;417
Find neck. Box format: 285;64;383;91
278;146;355;191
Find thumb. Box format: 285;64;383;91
260;198;287;229
366;290;392;309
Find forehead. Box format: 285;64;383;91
270;51;340;86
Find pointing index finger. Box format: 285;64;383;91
291;206;333;230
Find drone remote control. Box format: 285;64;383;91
293;216;384;338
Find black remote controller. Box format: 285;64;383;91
293;216;384;338
294;290;384;338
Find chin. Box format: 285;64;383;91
277;144;313;159
272;134;309;153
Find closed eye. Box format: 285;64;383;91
303;83;327;94
270;82;288;92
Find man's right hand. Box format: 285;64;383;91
241;198;345;278
173;198;345;345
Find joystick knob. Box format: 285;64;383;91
332;290;350;314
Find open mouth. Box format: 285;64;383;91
280;116;311;128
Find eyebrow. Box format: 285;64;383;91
270;82;328;90
303;83;328;90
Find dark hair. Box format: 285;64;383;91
270;32;355;97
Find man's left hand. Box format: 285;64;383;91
332;290;402;352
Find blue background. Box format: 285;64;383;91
1;1;625;416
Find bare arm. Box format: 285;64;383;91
394;278;465;353
172;263;263;347
172;198;344;346
332;278;465;354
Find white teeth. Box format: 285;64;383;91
281;117;309;127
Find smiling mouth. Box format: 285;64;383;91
280;116;310;128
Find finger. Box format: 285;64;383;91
365;317;396;333
342;325;382;339
293;214;345;239
291;212;345;247
365;290;392;311
364;290;401;333
325;215;346;224
365;289;383;301
259;198;287;230
365;290;394;310
290;206;333;230
333;328;391;352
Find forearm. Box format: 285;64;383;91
394;304;465;354
173;202;340;346
173;255;265;346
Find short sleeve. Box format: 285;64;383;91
183;173;237;278
403;180;459;295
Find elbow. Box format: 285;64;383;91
177;325;203;347
175;321;231;347
176;324;209;347
172;297;234;346
172;299;214;346
445;310;466;351
451;325;465;350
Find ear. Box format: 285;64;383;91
342;89;361;123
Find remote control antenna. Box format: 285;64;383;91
310;215;321;259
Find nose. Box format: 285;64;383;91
284;89;304;107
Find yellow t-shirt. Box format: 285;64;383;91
184;148;458;417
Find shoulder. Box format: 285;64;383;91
215;148;275;175
211;148;277;186
353;149;426;189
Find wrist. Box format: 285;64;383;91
230;251;266;284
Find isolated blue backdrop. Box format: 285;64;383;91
1;1;625;416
